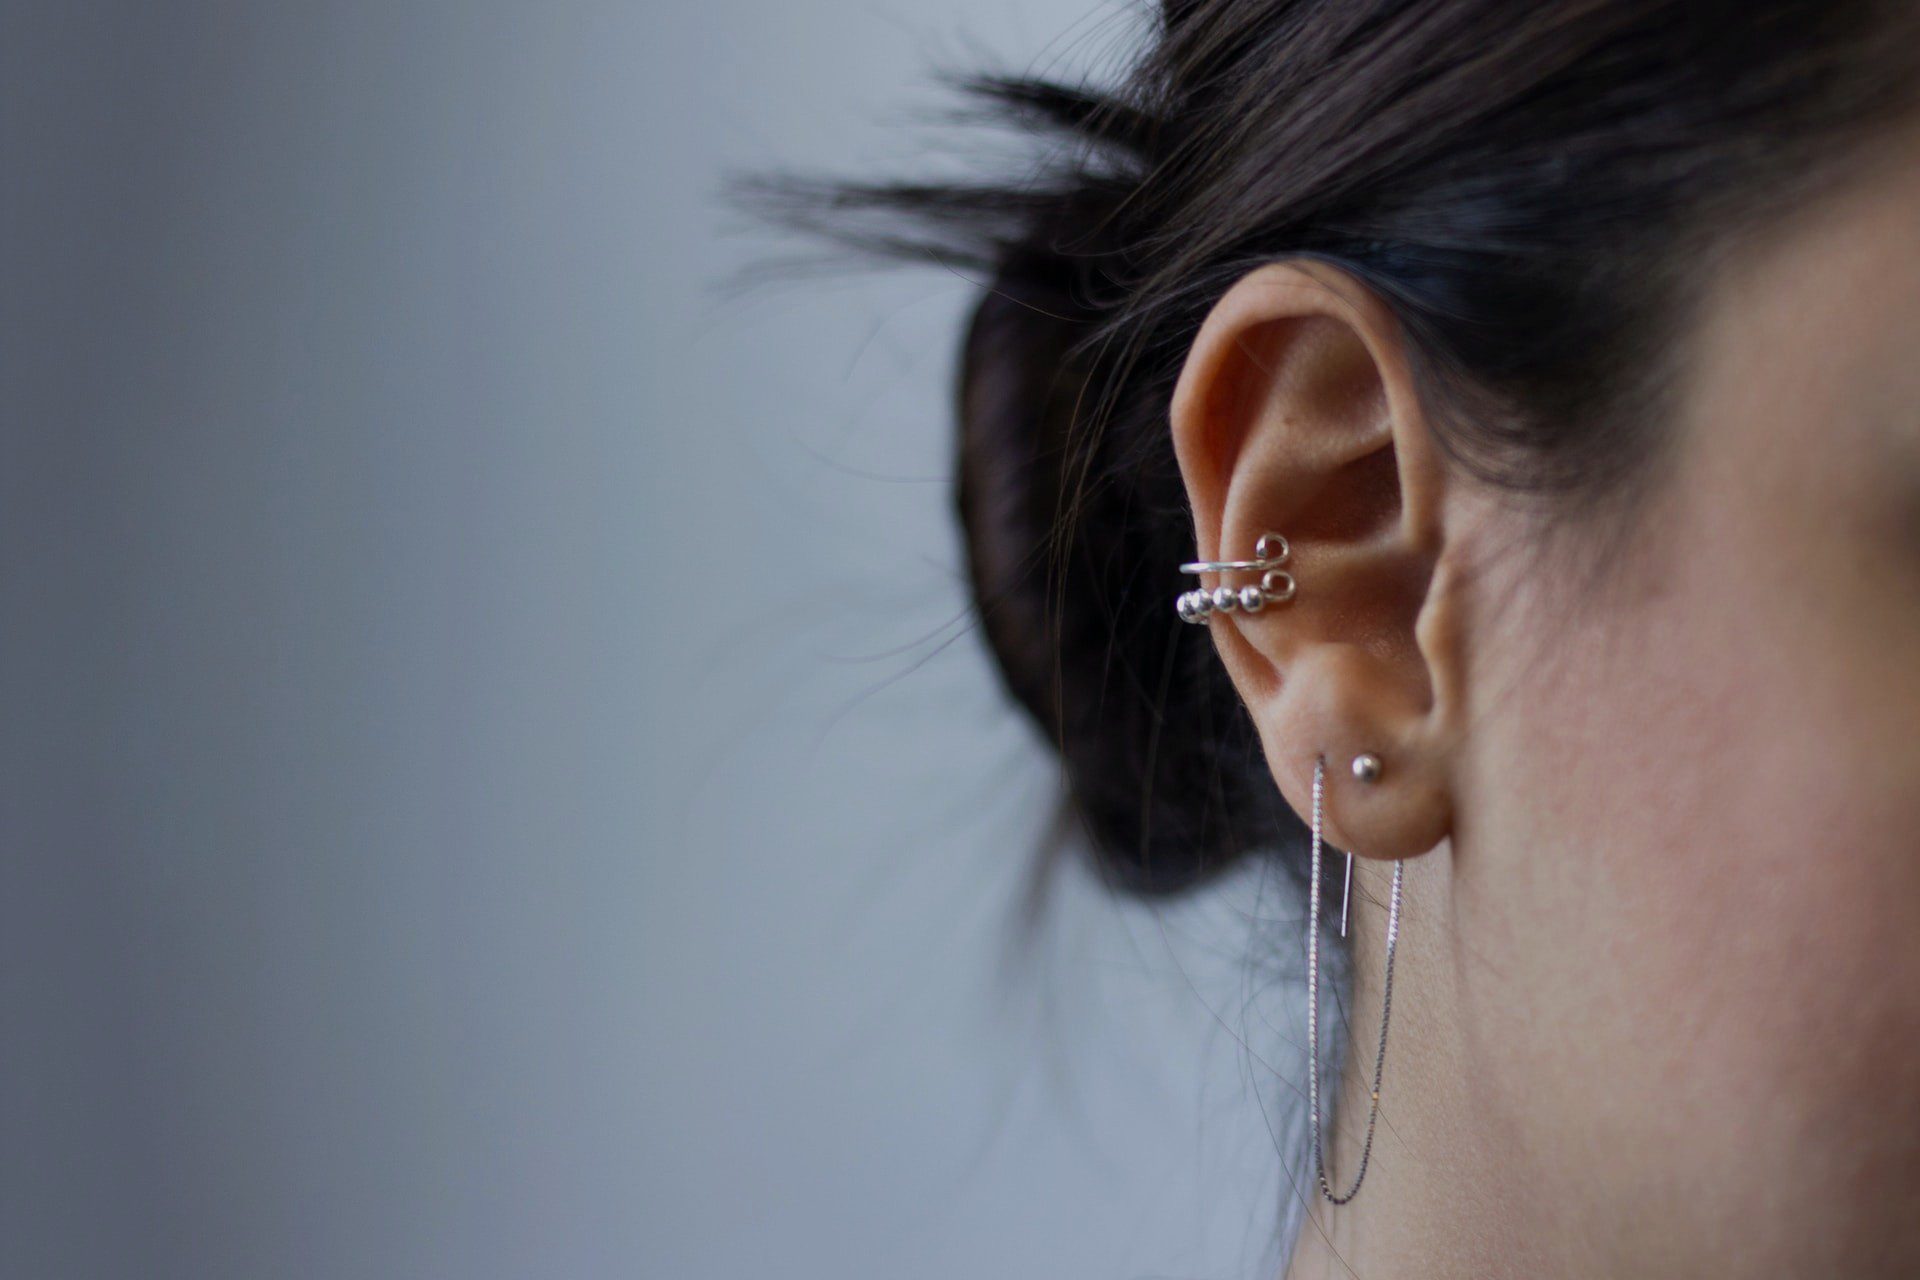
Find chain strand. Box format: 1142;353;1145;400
1307;754;1405;1205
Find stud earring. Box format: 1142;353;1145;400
1307;753;1404;1205
1175;532;1295;624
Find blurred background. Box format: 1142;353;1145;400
2;3;1309;1276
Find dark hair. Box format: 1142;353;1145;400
740;0;1920;896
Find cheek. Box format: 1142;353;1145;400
1457;152;1920;1250
1643;409;1920;1073
1695;517;1920;1180
1466;473;1920;1212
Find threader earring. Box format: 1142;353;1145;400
1308;753;1404;1204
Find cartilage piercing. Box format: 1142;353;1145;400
1175;532;1296;624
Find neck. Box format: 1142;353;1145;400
1281;843;1551;1280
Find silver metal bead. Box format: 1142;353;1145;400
1238;585;1265;613
1351;752;1383;783
1176;593;1199;623
1211;586;1237;612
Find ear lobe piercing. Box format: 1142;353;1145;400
1175;531;1295;623
1343;754;1381;935
1338;754;1380;933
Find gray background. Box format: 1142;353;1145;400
2;3;1311;1276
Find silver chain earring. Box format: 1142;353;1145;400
1175;532;1296;623
1307;753;1404;1205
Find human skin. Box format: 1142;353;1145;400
1170;119;1920;1278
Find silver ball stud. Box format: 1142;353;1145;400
1238;585;1266;613
1211;586;1237;612
1351;752;1383;783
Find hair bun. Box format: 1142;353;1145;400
956;230;1292;897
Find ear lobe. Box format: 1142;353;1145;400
1171;260;1458;860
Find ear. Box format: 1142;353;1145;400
1171;260;1461;860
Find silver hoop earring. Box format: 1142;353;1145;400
1307;753;1404;1205
1175;531;1296;624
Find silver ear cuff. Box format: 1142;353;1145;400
1174;532;1296;624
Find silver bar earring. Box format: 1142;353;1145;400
1341;753;1382;936
1340;848;1355;940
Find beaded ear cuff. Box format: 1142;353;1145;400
1174;532;1296;624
